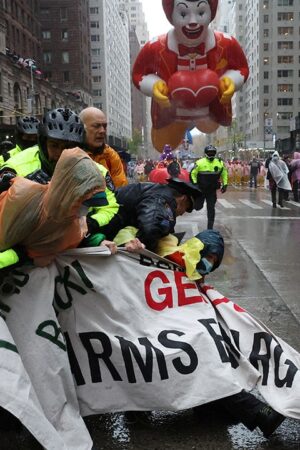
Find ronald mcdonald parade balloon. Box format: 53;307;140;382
132;0;249;152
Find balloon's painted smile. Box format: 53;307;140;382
182;25;204;40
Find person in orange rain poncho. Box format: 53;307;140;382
0;148;117;267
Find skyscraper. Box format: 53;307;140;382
89;0;132;148
39;0;92;105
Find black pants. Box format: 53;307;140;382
213;390;267;430
293;180;300;202
198;191;217;229
271;186;284;206
250;173;258;188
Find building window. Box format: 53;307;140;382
278;98;293;105
63;71;70;82
43;52;52;63
60;7;67;21
91;21;99;28
62;51;69;63
278;84;293;92
92;89;102;96
278;0;293;5
90;7;99;14
42;30;51;40
263;57;270;65
92;49;100;56
278;41;293;49
61;30;68;41
278;55;293;63
40;8;49;15
264;85;269;93
263;43;269;51
263;15;269;23
278;69;293;77
91;35;100;42
277;112;292;120
93;76;101;82
263;29;269;37
278;27;293;35
264;71;269;79
277;12;294;21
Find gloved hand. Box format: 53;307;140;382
26;169;51;185
219;76;235;105
221;185;227;194
152;80;171;108
0;171;16;193
86;215;100;235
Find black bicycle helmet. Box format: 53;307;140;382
204;144;217;160
16;116;39;135
38;108;84;175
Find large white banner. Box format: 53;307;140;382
0;248;300;449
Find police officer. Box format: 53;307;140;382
191;145;228;229
0;116;40;167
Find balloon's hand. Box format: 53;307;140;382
152;80;171;108
219;77;235;105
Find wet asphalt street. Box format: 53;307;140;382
2;185;300;450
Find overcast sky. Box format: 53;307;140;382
141;0;171;38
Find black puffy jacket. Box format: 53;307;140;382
115;183;177;252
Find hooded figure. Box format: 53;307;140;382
0;148;107;261
268;151;291;192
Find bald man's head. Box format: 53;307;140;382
80;107;108;151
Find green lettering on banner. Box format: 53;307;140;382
0;301;11;321
36;320;67;351
54;260;94;310
0;340;18;354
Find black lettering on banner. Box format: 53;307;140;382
79;332;122;383
198;319;239;368
139;255;181;272
250;332;272;385
274;344;298;388
0;301;11;321
64;332;86;386
158;330;198;375
0;270;30;297
54;260;94;310
116;336;168;383
219;325;240;369
36;320;66;351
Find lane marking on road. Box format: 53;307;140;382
221;216;300;220
176;221;199;235
261;199;290;210
239;200;263;210
217;199;236;209
287;200;300;208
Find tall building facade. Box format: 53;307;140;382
39;0;92;105
242;0;300;150
89;0;132;148
0;1;88;140
119;0;154;157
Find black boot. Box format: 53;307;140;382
255;405;285;438
214;391;285;437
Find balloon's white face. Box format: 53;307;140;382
171;1;212;44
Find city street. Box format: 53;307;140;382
4;185;300;450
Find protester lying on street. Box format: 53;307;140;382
0;148;113;264
114;226;287;437
0;107;121;271
94;178;203;253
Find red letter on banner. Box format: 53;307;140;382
145;270;173;311
175;272;205;307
